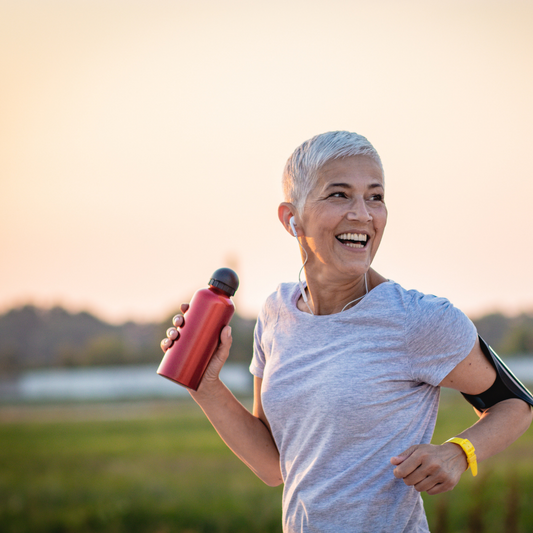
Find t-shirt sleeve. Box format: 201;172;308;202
405;291;477;386
249;306;267;378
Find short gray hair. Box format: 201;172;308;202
282;131;383;214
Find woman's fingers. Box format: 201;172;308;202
172;314;185;328
160;324;180;353
160;306;189;353
392;443;466;495
167;327;178;340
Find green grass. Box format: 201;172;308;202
0;401;283;533
0;395;532;533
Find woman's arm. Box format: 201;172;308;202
163;317;282;487
391;337;533;495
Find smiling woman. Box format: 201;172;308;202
161;131;533;533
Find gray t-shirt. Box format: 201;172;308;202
250;280;477;533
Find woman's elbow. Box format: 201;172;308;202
513;397;533;427
255;467;283;487
263;475;283;487
498;397;533;433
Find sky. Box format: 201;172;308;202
1;0;533;324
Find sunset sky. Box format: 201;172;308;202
1;0;532;324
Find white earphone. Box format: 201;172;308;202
289;216;298;237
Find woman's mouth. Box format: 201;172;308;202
336;232;369;249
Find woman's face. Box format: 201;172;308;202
299;155;387;281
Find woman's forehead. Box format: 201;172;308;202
315;155;384;188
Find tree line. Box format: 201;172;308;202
0;304;255;375
0;304;532;375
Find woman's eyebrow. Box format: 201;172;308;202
324;182;351;190
324;181;384;191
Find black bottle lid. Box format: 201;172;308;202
208;268;239;296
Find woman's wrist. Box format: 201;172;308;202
188;376;226;404
441;441;471;475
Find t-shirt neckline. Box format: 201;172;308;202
291;279;394;318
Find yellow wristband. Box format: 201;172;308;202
444;437;478;477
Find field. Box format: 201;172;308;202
0;394;532;533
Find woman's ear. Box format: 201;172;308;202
278;203;299;237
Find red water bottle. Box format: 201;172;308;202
157;267;239;391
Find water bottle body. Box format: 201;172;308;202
157;286;235;390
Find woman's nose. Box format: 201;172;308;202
346;199;373;222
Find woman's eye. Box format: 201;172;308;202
369;194;384;202
328;192;347;199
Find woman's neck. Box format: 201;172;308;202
298;267;387;315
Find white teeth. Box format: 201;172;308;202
337;233;368;242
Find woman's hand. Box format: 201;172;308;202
191;324;233;397
159;303;233;397
390;442;468;495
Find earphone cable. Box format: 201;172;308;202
296;240;315;315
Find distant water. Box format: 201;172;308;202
502;359;533;385
2;363;252;401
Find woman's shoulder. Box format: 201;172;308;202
371;281;472;332
382;282;474;340
381;281;456;309
258;282;299;318
367;270;440;308
268;282;299;303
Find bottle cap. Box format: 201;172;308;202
209;268;239;296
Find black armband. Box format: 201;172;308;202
461;336;533;412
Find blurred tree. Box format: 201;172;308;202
472;311;533;355
498;319;533;355
472;312;510;349
78;335;129;366
0;304;256;371
0;345;21;375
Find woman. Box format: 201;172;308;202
161;131;532;532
